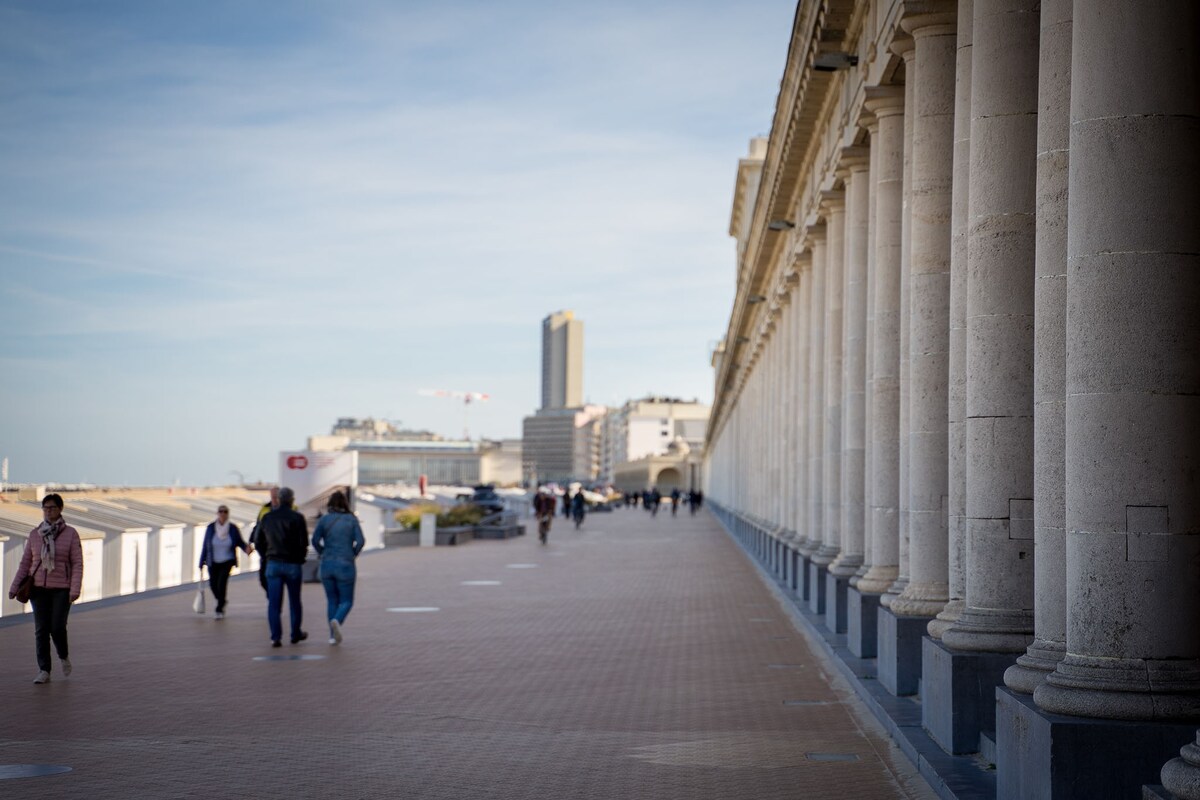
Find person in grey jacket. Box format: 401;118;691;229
311;490;365;645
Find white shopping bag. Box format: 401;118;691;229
193;566;206;614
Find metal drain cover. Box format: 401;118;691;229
252;654;327;662
806;752;860;762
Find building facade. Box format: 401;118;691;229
522;405;607;486
606;396;710;468
309;419;522;487
541;310;584;410
704;2;1199;798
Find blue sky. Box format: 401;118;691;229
0;0;794;487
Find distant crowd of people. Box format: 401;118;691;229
7;487;365;684
622;487;703;517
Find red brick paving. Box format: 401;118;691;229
0;509;935;799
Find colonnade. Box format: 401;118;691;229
706;1;1198;798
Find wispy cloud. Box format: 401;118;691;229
0;0;793;484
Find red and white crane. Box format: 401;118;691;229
418;389;491;440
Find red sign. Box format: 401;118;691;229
286;455;309;470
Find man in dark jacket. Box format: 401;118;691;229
258;487;309;646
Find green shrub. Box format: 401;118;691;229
394;502;485;529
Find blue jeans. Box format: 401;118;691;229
266;561;303;642
319;559;356;625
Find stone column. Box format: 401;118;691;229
929;0;972;640
1005;0;1070;693
815;193;846;566
833;151;871;578
858;86;905;595
888;38;917;607
893;9;956;619
1033;0;1200;722
794;254;813;547
802;226;827;557
941;0;1038;655
856;112;880;588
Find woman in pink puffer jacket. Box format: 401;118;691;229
7;493;84;684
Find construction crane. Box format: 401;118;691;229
418;389;491;440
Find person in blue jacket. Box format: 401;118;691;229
311;490;365;645
198;505;252;620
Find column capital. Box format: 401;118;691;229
819;188;846;214
839;145;870;172
864;85;905;117
803;221;826;248
900;1;957;37
889;34;916;61
856;106;878;135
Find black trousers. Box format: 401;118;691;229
30;586;71;672
208;560;236;612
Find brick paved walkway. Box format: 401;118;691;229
0;509;934;800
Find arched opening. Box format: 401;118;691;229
655;467;683;491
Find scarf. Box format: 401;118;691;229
214;521;230;541
37;518;63;575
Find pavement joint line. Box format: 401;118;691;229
0;765;73;779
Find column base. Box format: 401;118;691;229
1034;653;1200;721
927;597;964;640
877;606;928;696
1003;637;1065;695
847;587;880;658
996;687;1199;800
808;561;827;615
824;572;849;634
922;636;1018;754
1161;733;1200;800
856;565;898;595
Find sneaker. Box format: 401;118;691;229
61;658;72;677
214;612;224;620
290;631;308;644
329;637;338;645
271;640;282;648
33;671;50;684
330;619;343;644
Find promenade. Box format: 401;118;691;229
1;508;934;800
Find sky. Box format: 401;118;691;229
0;0;795;487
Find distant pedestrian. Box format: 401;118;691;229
8;494;83;684
687;490;699;516
199;505;253;620
562;490;571;518
650;488;662;517
533;487;556;544
258;487;310;647
571;489;587;530
311;491;365;645
670;488;681;517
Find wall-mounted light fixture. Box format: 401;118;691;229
735;335;751;344
747;294;768;304
767;219;796;231
814;52;859;72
